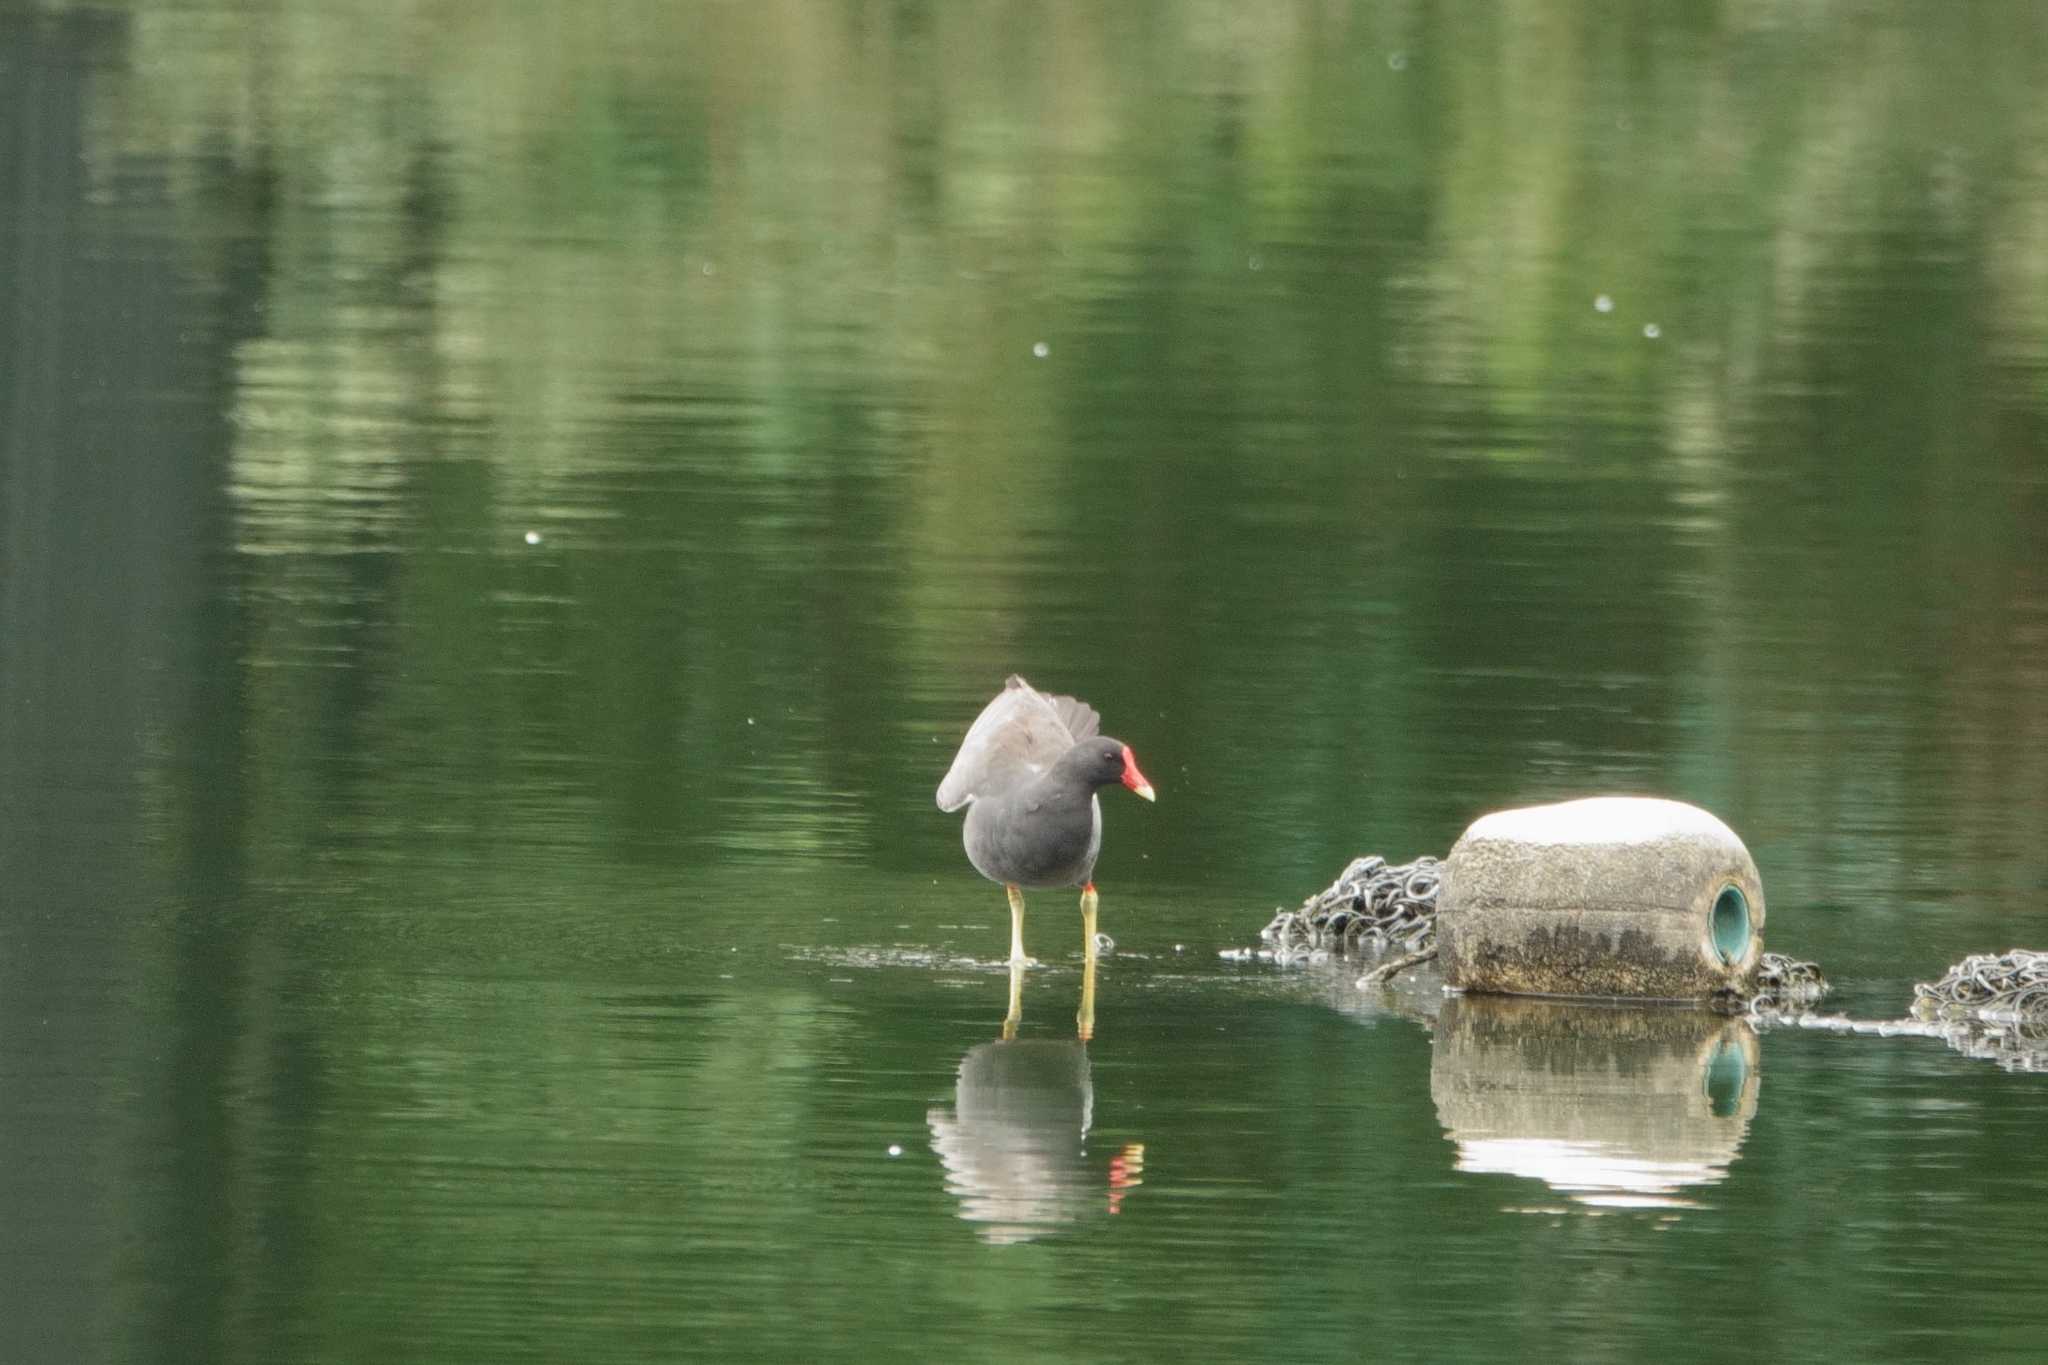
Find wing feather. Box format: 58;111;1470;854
935;675;1098;810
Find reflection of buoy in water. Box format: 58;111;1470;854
1430;995;1761;1209
1438;797;1766;1000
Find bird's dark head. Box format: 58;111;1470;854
1066;737;1157;801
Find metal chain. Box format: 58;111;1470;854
1912;950;2048;1022
1737;951;1832;1015
1242;854;1443;966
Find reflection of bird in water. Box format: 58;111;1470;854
926;1038;1144;1244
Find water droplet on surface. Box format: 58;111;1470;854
1031;341;1050;358
887;1144;904;1158
1248;254;1263;271
1388;51;1408;71
1594;294;1615;314
523;530;542;545
1643;322;1661;339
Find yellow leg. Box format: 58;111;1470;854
1077;882;1100;1038
1005;883;1028;967
1077;944;1097;1041
1002;958;1024;1040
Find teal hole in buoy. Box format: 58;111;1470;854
1703;1038;1748;1119
1710;885;1752;965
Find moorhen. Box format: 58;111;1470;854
936;675;1156;968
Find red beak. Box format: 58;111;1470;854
1120;745;1156;802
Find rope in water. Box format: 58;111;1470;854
1746;949;2048;1073
1757;1007;2047;1073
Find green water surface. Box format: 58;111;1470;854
4;3;2046;1361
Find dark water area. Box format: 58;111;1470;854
4;3;2047;1361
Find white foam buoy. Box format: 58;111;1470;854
1437;796;1765;1000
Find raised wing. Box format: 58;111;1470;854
936;675;1100;811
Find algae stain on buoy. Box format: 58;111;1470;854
1437;796;1766;1001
